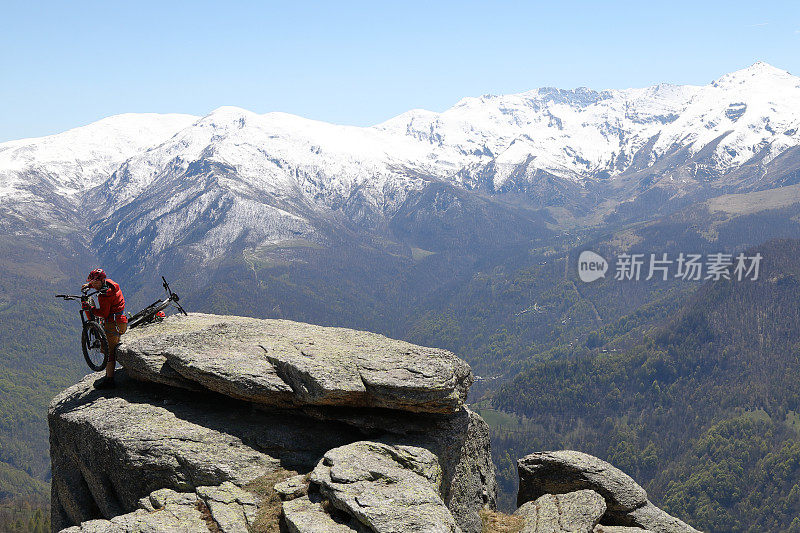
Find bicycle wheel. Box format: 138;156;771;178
174;300;188;316
82;321;109;371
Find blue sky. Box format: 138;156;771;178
1;1;798;142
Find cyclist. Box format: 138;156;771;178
81;269;127;389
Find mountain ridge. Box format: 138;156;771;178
2;62;798;209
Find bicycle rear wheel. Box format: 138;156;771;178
82;321;109;371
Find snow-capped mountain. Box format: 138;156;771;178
0;113;196;203
2;62;800;275
4;62;798;204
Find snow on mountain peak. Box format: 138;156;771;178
738;61;791;76
646;62;800;169
2;63;799;212
0;113;197;201
712;61;797;90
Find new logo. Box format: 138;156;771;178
578;251;608;283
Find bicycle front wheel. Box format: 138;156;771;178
82;321;109;371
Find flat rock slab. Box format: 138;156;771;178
310;441;462;533
59;506;209;533
626;502;700;533
514;489;606;533
275;474;310;501
283;494;362;533
196;482;259;531
117;313;472;413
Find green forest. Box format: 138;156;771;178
0;269;89;531
481;239;800;531
2;199;800;532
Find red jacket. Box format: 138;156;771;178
91;279;127;323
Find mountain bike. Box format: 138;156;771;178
55;290;109;371
56;277;187;371
127;277;187;329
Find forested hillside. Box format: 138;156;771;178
487;239;800;531
0;231;94;529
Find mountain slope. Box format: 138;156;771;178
489;239;800;531
0;113;196;204
3;62;799;230
1;63;800;530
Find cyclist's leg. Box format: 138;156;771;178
104;321;124;378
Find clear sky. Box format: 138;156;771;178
1;1;798;142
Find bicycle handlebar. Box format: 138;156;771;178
57;277;186;325
55;289;98;301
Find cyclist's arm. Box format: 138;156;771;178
94;291;113;318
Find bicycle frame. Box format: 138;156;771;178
127;277;187;329
128;297;173;328
59;277;186;330
55;289;110;371
55;290;100;325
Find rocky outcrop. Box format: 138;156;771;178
514;489;606;533
517;451;699;533
115;313;472;413
306;441;460;532
49;313;496;532
59;483;259;533
50;313;699;533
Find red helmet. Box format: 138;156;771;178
87;268;107;282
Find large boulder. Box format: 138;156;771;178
50;314;496;533
517;451;699;533
116;313;472;413
307;441;461;532
518;451;647;514
513;489;606;533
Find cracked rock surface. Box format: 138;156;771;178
283;493;362;533
60;484;259;532
196;482;259;531
514;489;606;533
274;474;310;501
116;313;472;413
517;451;699;533
306;441;461;533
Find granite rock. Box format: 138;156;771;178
50;314;495;532
518;451;647;514
514;489;606;533
117;313;471;413
309;441;462;533
283;493;363;533
60;482;261;533
517;451;699;533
